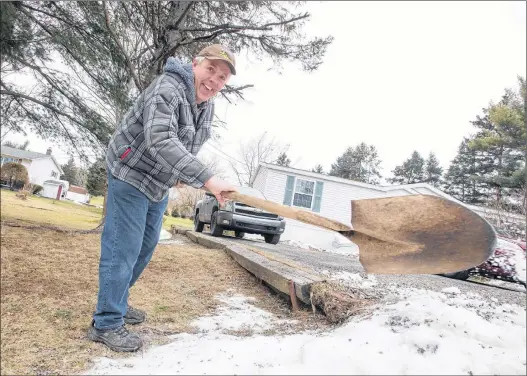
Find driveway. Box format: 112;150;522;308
220;234;526;307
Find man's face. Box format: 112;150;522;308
192;58;232;104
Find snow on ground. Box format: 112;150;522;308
281;239;324;252
480;277;527;292
321;270;379;289
86;278;526;375
192;294;298;334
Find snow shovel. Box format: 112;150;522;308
222;192;497;275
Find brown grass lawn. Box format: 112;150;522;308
0;190;193;231
0;191;306;374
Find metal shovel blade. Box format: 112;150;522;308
222;192;496;275
348;195;497;274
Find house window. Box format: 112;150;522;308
51;171;58;178
1;157;14;165
292;178;315;209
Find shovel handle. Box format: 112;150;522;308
223;191;352;233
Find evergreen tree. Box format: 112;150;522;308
311;164;324;174
86;159;107;197
469;76;526;209
329;142;382;184
275;152;291;167
424;152;443;187
442;138;488;204
2;140;29;150
388;151;425;184
60;156;80;186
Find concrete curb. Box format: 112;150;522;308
171;225;323;305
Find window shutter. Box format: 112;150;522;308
313;181;324;212
283;175;295;206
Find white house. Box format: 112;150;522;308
252;162;526;249
65;185;90;203
41;179;69;200
0;146;63;186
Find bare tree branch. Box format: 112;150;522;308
180;13;309;33
17;6;112;93
0;88;87;129
229;132;289;187
103;1;143;91
121;2;155;60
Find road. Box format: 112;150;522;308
219;234;526;307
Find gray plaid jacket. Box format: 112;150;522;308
106;58;214;202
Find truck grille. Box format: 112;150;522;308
234;206;279;219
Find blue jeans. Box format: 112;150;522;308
93;172;168;330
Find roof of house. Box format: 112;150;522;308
258;162;526;223
1;146;49;160
43;179;69;188
68;185;88;195
257;162;387;192
1;146;64;174
258;162;466;204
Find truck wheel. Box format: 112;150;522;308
194;212;204;233
235;231;245;239
210;210;224;237
264;234;280;245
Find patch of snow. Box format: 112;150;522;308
158;239;186;245
326;242;359;256
273;219;360;255
482;278;526;292
281;239;323;252
158;228;172;242
510;248;526;284
441;287;461;295
322;271;378;289
244;233;263;241
193;293;297;334
85;288;526;375
66;199;83;205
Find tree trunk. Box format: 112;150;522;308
496;145;504;208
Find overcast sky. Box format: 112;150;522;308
5;1;526;184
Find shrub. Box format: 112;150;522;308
32;184;43;194
171;207;180;218
0;162;29;189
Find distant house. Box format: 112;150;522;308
0;146;63;186
66;185;90;203
252;162;526;247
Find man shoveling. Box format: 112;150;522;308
88;44;238;352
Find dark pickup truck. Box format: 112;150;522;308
193;186;286;244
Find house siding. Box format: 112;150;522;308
66;190;89;203
257;168;385;224
252;166;268;195
259;168;287;203
41;183;60;200
27;158;61;186
319;181;386;223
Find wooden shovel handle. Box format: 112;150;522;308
223;191;352;233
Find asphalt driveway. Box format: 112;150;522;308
217;234;526;307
